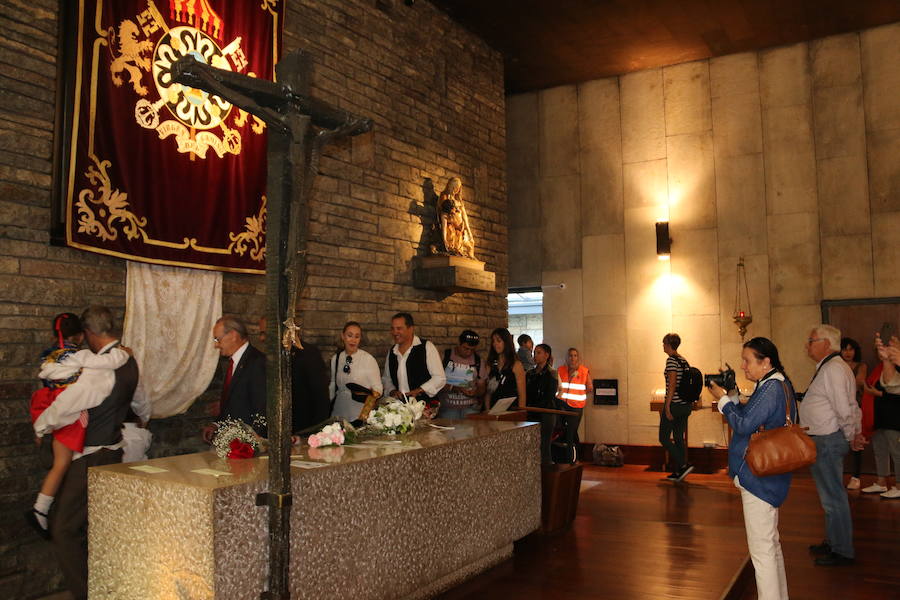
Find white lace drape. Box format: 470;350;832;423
123;261;222;419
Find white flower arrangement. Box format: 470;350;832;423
366;399;425;435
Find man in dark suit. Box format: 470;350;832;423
204;316;266;442
39;306;139;600
257;316;330;432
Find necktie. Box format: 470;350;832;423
221;358;234;405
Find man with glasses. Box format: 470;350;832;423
382;312;445;402
203;316;266;442
437;330;486;419
802;324;865;566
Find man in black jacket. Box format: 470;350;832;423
204;316;266;441
256;316;329;432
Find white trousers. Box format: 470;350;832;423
735;477;789;600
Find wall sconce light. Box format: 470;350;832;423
655;221;672;260
733;256;752;340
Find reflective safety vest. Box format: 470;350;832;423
558;364;590;408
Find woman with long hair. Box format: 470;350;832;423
329;322;382;422
840;337;867;490
483;327;526;412
526;343;557;464
709;337;795;600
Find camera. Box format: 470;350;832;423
704;363;736;392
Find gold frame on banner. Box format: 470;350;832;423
59;0;282;274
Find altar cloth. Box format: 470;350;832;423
87;419;540;599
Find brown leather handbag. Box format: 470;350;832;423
745;381;817;476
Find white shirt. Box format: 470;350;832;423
329;348;382;421
381;336;446;398
34;341;138;458
230;340;250;371
798;354;860;441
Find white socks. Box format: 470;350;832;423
34;493;53;529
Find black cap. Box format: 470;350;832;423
459;330;480;346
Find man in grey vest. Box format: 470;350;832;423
38;306;139;600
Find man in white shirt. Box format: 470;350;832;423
36;306;140;600
382;312;446;402
801;324;865;567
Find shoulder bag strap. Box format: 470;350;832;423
780;380;795;426
330;351;341;413
754;378;793;432
808;352;840;388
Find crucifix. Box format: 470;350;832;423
171;51;372;600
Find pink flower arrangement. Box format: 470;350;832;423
307;423;345;448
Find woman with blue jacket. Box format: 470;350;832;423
709;337;796;600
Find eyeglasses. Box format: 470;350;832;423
807;337;824;344
343;354;353;373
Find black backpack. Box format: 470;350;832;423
676;356;703;402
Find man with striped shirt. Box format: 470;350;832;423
661;333;693;481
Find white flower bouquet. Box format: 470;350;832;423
365;399;425;435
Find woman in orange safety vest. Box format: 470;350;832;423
557;347;591;450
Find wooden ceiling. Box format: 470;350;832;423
432;0;900;93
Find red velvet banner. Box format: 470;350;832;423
64;0;283;273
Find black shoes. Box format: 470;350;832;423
814;552;854;566
666;464;694;482
24;509;51;540
676;464;694;481
808;541;831;556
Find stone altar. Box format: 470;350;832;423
87;420;540;599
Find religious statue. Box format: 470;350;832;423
433;177;476;259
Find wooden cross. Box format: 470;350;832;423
171;51;371;600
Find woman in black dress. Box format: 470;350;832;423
526;343;558;464
483;327;527;412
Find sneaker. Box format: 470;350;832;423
666;471;679;481
880;487;900;499
675;464;694;482
808;541;831;556
861;483;888;494
846;477;860;490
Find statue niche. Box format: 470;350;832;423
415;176;495;293
431;177;476;259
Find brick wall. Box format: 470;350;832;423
0;1;507;597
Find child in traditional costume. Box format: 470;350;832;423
26;313;130;538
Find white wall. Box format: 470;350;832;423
507;23;900;446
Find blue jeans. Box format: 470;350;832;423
439;405;478;420
809;431;854;558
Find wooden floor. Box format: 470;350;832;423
437;465;900;600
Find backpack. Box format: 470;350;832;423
675;356;703;402
593;443;624;467
442;347;481;374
